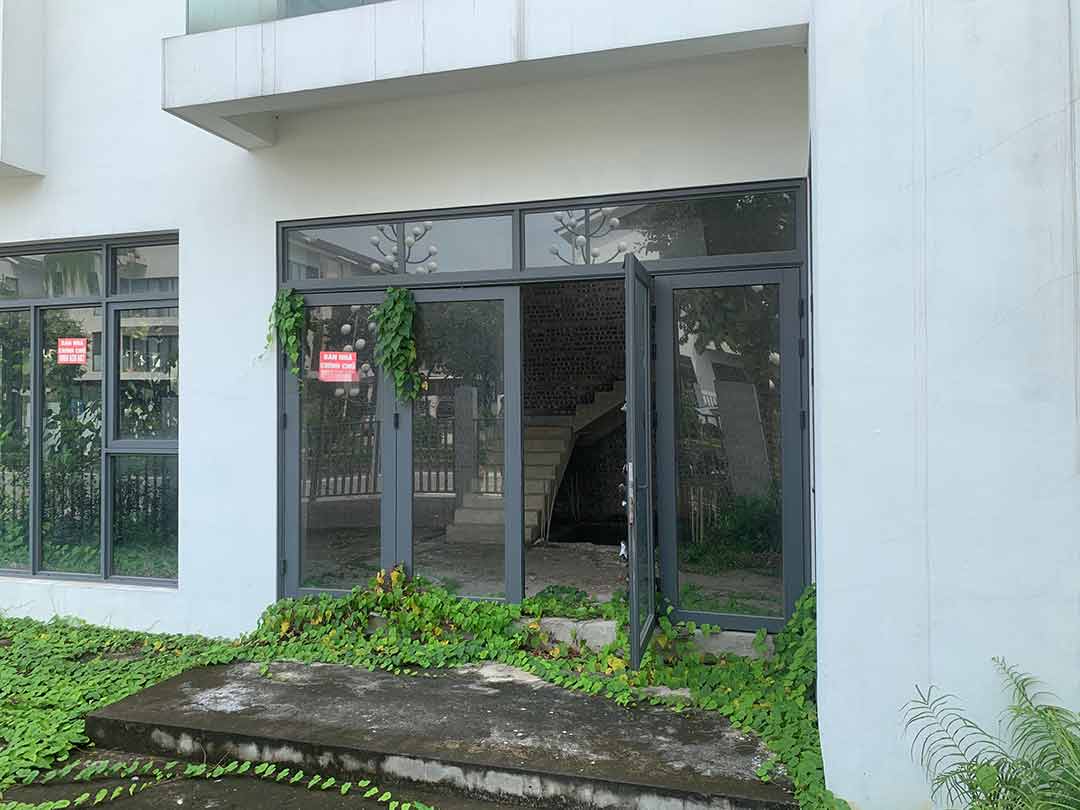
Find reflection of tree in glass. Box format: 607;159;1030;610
302;306;380;501
41;309;102;571
633;193;794;258
677;288;781;482
120;312;179;439
413;302;503;412
0;312;30;568
42;252;102;298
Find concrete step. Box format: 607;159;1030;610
524;451;562;467
525;493;546;511
525;438;567;453
524;465;557;480
524;424;572;440
524;478;550;495
86;661;795;810
461;493;504;510
449;508;542;529
484;439;567;455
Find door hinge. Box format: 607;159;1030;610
800;410;808;430
799;337;807;358
799;298;806;318
279;558;287;576
281;412;287;430
394;412;400;429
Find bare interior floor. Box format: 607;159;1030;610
301;528;629;601
301;528;781;617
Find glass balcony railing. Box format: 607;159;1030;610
187;0;392;35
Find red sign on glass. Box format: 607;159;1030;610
57;338;88;365
318;351;357;383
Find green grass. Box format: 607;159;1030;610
0;575;845;810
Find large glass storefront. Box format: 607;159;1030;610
281;183;807;644
0;239;179;583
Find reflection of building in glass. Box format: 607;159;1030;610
678;337;772;499
0;252;103;299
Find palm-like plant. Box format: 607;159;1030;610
905;658;1080;809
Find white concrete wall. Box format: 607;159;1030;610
163;0;809;147
0;1;807;638
0;0;45;175
812;1;1080;806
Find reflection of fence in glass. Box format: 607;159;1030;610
302;415;504;498
303;415;380;498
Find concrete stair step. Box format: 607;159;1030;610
524;493;546;511
524;451;562;467
525;465;557;480
86;661;796;810
461;493;504;510
524;478;550;495
525;438;567;453
524;424;572;440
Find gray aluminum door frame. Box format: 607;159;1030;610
394;286;523;602
281;286;523;602
281;289;394;598
655;267;806;633
625;255;656;669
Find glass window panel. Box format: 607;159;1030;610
118;308;179;440
674;285;783;618
524;209;589;267
0;251;103;300
41;307;102;574
300;304;382;589
412;300;505;599
114;245;179;296
111;455;178;579
287;226;401;281
524;193;795;269
591;193;795;263
402;216;512;275
0;311;30;570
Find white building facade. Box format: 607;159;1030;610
0;2;1076;807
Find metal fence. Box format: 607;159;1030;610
302;415;505;499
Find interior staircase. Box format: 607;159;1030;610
444;383;625;545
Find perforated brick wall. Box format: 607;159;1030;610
522;280;625;414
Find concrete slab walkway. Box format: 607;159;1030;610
87;661;795;810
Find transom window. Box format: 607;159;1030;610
284;186;797;283
0;235;179;584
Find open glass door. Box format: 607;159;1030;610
625;255;656;668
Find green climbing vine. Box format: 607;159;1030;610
4;757;429;810
0;577;844;810
265;288;306;378
371;287;422;402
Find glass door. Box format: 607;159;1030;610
402;288;522;601
655;268;805;631
285;292;394;596
625;255;656;668
283;287;523;601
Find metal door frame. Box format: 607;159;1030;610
655;267;806;633
625;255;656;668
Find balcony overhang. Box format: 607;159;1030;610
0;0;45;176
163;0;809;149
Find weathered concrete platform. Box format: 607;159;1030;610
87;662;795;810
